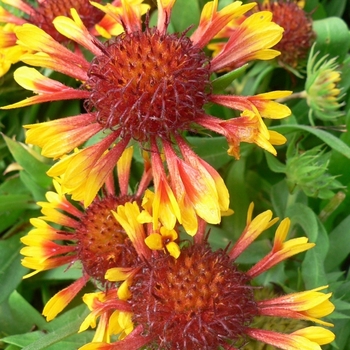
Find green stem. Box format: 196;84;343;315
276;90;307;103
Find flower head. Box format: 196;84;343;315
77;204;334;350
257;0;316;69
20;147;152;321
3;0;290;227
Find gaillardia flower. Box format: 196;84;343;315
3;0;290;230
20;147;152;321
0;0;142;76
76;203;334;349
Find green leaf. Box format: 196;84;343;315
9;291;48;330
270;180;289;218
325;215;350;271
221;159;250;237
313;17;350;62
2;332;94;350
0;233;28;305
187;136;231;169
6;305;91;350
323;0;347;17
0;291;48;337
170;0;201;34
20;171;48;202
2;134;51;188
0;194;37;211
265;153;286;173
286;203;318;242
212;64;248;93
272;124;350;159
302;219;329;289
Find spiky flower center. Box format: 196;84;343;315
75;195;137;282
85;28;211;142
29;0;104;42
259;1;315;67
129;244;257;349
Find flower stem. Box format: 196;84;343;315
277;90;307;103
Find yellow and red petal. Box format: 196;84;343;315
44;180;84;218
53;9;102;56
81;139;131;207
92;0;148;34
165;139;227;227
21;255;77;278
157;0;176;34
210;92;291;120
1;0;33;15
0;24;18;48
273;217;291;250
0;6;27;25
79;325;152;350
229;208;277;260
47;133;128;206
43;275;89;321
210;11;283;71
258;286;335;326
292;327;335;346
195;154;230;212
91;313;110;343
247;219;315;278
117;146;134;197
190;0;256;48
20;240;75;260
20;51;88;81
92;9;124;38
39;206;80;228
24;113;99;159
112;201;150;259
111;310;133;338
15;24;89;80
1;67;90;109
144;233;163;251
246;327;335;350
269;130;287;145
24;218;68;240
249;91;292;119
149;146;182;230
166;241;180;259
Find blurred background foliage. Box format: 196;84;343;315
1;0;350;349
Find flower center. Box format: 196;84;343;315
29;0;104;42
129;244;257;349
75;195;138;282
85;28;211;142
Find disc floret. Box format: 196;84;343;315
85;28;211;142
129;243;257;349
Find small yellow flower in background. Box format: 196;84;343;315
74;204;334;350
2;0;290;225
305;44;344;124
